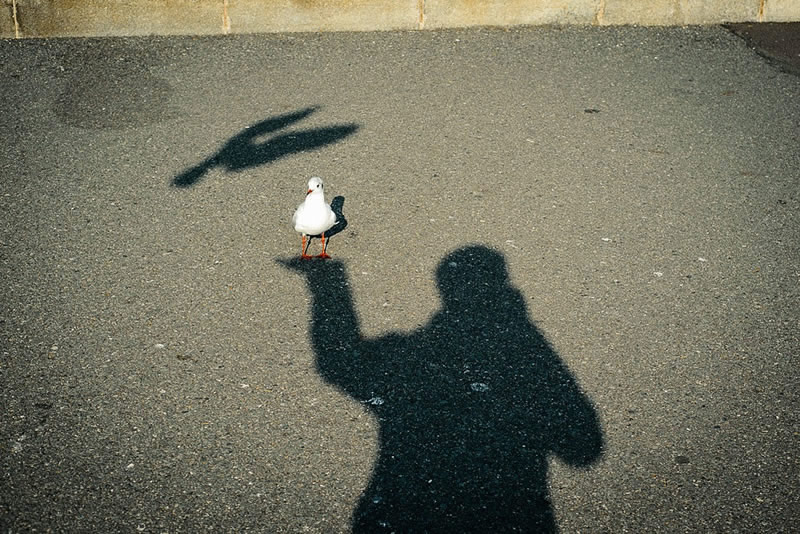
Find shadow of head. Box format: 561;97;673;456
435;245;511;310
172;106;359;188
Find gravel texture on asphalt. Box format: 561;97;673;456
1;25;798;532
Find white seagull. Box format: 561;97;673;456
292;176;337;259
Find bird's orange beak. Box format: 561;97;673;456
307;189;313;195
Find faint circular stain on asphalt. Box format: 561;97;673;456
53;42;175;129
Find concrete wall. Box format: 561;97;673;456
1;0;798;38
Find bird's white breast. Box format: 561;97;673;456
293;194;336;236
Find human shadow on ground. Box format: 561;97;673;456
278;245;604;533
172;106;359;187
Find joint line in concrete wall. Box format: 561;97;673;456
222;0;231;33
758;0;765;22
418;0;425;30
593;0;606;25
11;0;20;38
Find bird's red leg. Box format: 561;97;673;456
301;235;312;259
317;233;331;259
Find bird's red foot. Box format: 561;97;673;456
316;253;331;259
300;254;314;260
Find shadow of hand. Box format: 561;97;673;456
276;257;345;275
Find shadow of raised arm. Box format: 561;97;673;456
276;258;361;368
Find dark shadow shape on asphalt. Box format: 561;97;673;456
724;22;800;77
327;196;348;239
278;245;604;533
172;106;359;187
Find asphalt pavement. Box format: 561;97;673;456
1;25;798;532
